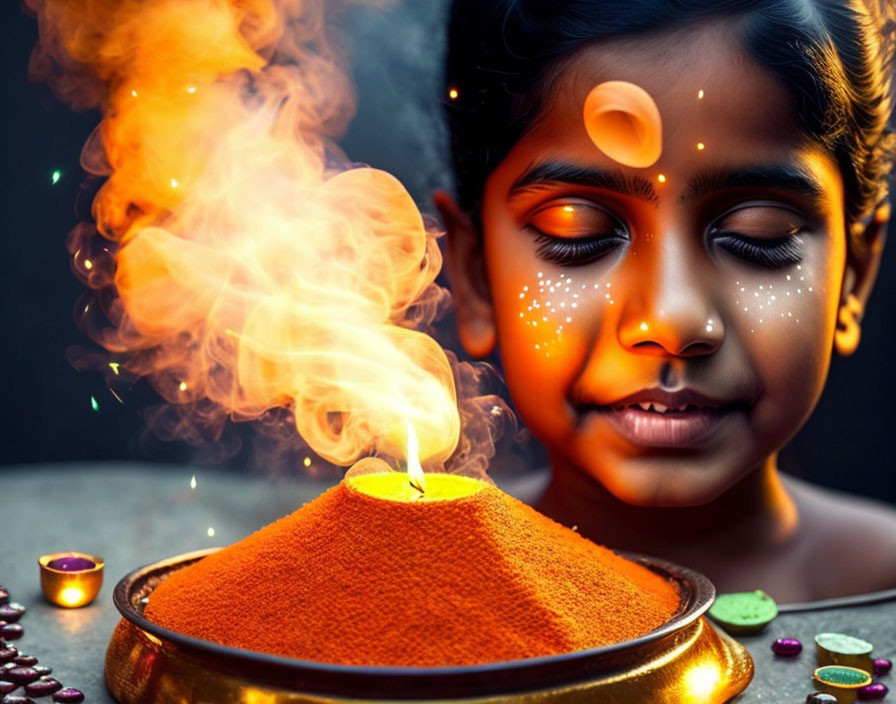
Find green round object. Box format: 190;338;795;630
814;633;873;656
814;665;872;688
708;590;778;635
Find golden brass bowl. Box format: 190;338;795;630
38;551;104;608
105;548;753;703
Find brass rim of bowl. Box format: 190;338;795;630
112;548;716;699
39;551;105;574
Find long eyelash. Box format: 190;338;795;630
713;231;803;267
533;233;623;266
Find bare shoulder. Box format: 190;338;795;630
783;474;896;597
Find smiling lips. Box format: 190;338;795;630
589;387;751;448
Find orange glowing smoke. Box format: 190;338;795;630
27;0;474;468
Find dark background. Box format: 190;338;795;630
2;2;895;503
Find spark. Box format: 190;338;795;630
130;89;138;97
207;527;215;537
657;174;666;183
640;321;649;331
90;395;99;412
178;381;188;391
51;170;61;185
108;362;120;375
697;142;705;151
84;259;93;270
303;457;312;467
698;89;705;99
109;388;124;404
170;178;179;188
187;85;196;94
448;88;459;100
190;475;197;489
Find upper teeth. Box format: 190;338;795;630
636;402;690;413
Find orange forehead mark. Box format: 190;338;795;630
583;81;662;168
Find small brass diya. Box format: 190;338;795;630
812;665;873;703
39;551;104;608
105;548;753;703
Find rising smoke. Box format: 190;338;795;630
27;0;511;478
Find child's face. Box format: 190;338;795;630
451;24;857;506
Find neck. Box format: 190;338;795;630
535;454;798;562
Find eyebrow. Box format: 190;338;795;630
508;162;660;206
682;164;825;204
508;161;825;208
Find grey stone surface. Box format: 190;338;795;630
1;463;893;702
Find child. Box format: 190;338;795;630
436;0;896;601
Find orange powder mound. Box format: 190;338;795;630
144;480;680;667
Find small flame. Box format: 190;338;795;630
405;419;426;494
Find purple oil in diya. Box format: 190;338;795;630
46;556;96;572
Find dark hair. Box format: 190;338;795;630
443;0;896;237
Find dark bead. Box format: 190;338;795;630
10;659;34;668
0;683;15;696
0;650;15;665
2;697;34;704
31;666;50;676
0;627;22;642
857;682;889;700
771;637;803;657
25;678;61;697
52;689;84;703
805;693;838;703
3;669;37;686
873;657;892;676
0;608;24;625
0;590;7;606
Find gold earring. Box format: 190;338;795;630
834;293;863;356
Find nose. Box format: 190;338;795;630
617;232;724;357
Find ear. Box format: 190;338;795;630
835;201;889;356
433;190;496;358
